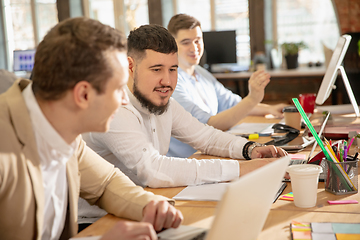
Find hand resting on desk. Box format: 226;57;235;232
240;145;289;178
251;145;287;159
142;200;183;231
100;200;183;240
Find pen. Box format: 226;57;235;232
292;98;355;191
235;133;259;139
340;148;344;162
344;145;347;161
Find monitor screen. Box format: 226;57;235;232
315;35;351;105
201;30;237;65
13;49;36;72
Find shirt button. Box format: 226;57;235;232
153;129;155;132
143;148;146;152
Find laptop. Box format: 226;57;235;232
157;155;291;240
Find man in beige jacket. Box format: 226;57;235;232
0;17;182;240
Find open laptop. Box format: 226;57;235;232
157;155;291;240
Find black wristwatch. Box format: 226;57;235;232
243;141;264;160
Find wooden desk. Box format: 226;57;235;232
75;169;360;239
74;115;360;239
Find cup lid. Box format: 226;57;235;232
287;164;323;175
283;106;299;113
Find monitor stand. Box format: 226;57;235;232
337;66;360;117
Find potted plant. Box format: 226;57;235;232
282;42;307;69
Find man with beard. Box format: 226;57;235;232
79;24;286;224
81;24;286;193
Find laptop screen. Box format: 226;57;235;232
13;49;36;72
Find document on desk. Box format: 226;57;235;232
173;182;229;201
227;123;274;136
174;181;287;202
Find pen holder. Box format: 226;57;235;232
323;158;358;195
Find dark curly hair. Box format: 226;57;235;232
127;24;178;62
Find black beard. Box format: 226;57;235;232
133;82;170;115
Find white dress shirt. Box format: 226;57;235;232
22;83;76;240
82;88;247;188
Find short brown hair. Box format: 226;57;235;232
32;17;127;100
167;14;201;37
127;24;178;62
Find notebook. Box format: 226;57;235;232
157;155;291;240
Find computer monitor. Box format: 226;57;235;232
201;30;237;71
13;49;36;72
315;34;359;117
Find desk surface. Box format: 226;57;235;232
212;66;326;80
74;115;359;239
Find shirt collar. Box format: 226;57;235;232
22;83;76;158
178;66;200;82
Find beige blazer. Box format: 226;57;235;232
0;79;171;240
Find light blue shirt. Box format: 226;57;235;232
168;65;242;158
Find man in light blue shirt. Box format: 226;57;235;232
167;14;287;158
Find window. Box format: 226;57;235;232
124;0;149;33
177;0;211;31
85;0;149;35
169;0;339;68
214;0;250;67
1;0;58;70
277;0;340;64
36;0;58;43
7;0;35;50
173;0;251;68
88;0;115;28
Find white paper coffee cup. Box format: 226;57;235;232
287;165;323;208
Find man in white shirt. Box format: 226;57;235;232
0;17;182;240
167;14;287;158
82;24;286;190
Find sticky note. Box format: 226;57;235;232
336;233;360;240
289;154;307;160
291;221;311;230
332;223;360;234
327;200;359;205
280;192;294;201
291;221;312;239
311;223;333;233
312;232;336;240
292;230;312;239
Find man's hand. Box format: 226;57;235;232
247;70;270;104
266;103;288;118
250;145;287;159
101;221;158;240
142;200;183;232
